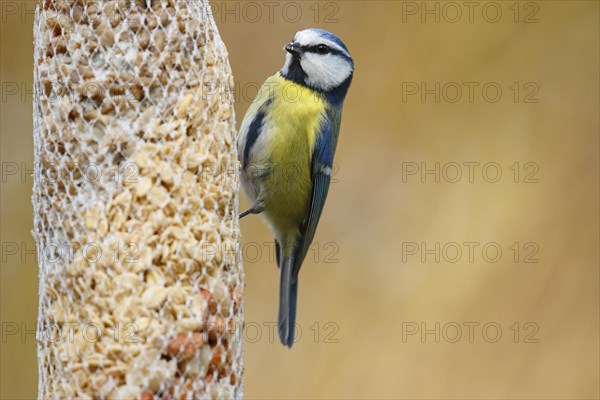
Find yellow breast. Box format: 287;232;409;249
262;75;326;235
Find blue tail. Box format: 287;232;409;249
278;253;298;348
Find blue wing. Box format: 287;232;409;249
293;107;342;279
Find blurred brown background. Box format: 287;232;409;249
1;1;599;399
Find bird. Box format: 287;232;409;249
237;28;353;347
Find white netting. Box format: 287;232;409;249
32;0;243;398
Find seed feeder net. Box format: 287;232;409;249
33;0;243;398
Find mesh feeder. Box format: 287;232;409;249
33;0;243;398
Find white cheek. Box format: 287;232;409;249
280;53;293;75
301;54;352;91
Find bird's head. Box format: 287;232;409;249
280;28;354;94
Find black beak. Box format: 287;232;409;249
284;42;303;56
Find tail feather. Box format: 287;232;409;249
275;239;281;269
278;253;298;348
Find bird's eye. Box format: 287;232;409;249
316;44;329;54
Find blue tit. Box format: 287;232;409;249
237;28;353;347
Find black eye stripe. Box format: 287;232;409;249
303;45;328;53
302;44;349;58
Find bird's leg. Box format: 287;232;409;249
239;207;261;219
239;202;264;219
239;171;267;219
